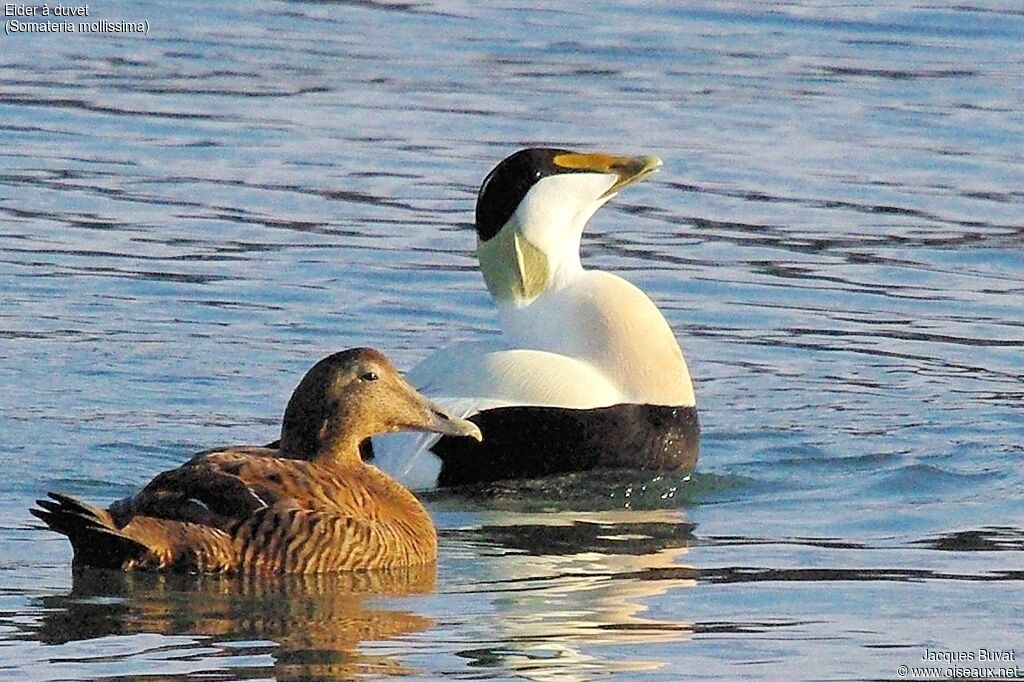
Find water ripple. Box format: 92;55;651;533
1;0;1021;679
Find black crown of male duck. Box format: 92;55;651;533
370;148;699;488
32;348;482;574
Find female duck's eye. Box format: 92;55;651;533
360;371;379;382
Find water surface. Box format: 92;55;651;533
1;1;1022;680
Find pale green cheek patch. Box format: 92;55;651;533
477;224;551;304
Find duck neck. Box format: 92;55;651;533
280;413;366;466
477;229;549;307
308;432;367;468
547;248;584;291
477;232;584;309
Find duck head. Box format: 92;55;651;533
279;348;482;463
475;148;662;307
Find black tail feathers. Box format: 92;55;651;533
31;492;147;569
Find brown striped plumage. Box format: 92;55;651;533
31;348;482;573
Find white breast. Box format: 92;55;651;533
498;270;695;407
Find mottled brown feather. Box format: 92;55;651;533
31;348;479;573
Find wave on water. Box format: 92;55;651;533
425;469;750;512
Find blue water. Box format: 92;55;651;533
1;1;1022;680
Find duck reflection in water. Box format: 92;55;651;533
443;500;698;681
35;565;436;680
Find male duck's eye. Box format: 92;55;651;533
360;371;379;382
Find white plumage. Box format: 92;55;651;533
372;149;696;489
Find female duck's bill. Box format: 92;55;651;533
31;348;481;574
369;148;699;490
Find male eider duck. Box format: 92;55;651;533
31;348;482;573
372;148;698;489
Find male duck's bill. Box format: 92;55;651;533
31;348;481;573
548;152;663;198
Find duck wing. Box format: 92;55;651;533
122;447;400;527
111;447;285;529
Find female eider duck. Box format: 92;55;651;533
372;148;698;489
31;348;481;573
